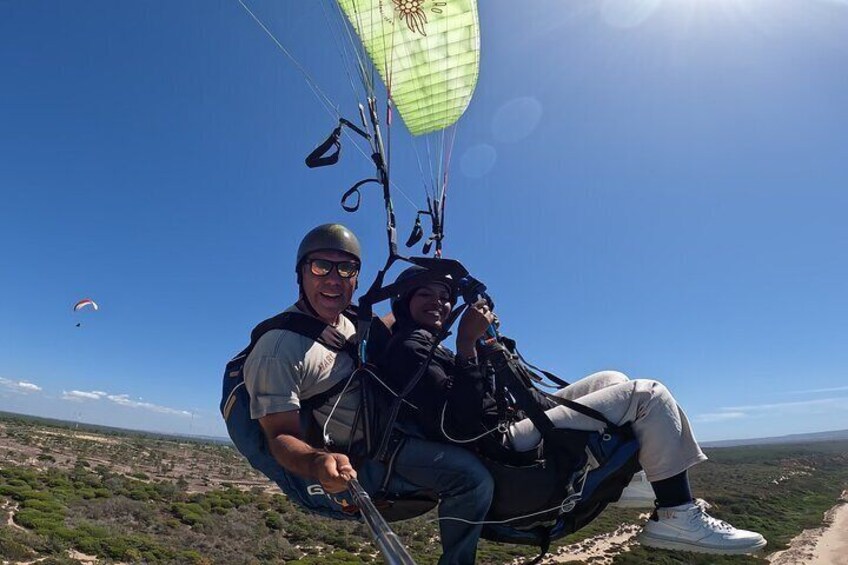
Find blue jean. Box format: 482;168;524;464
361;437;494;565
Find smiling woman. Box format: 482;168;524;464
407;284;453;332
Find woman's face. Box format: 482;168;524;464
408;282;452;332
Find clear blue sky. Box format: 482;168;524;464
2;0;846;441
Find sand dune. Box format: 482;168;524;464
769;491;848;565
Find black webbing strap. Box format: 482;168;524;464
305;125;343;168
305;118;370;169
541;392;615;427
523;528;551;565
488;348;558;437
523;362;570;389
300;373;354;414
245;310;361;447
493;363;510;425
487;346;616;436
249;311;355;358
501;337;570;388
373;303;468;462
341;177;381;212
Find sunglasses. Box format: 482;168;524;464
305;258;360;279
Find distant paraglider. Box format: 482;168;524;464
73;298;99;327
73;298;98;312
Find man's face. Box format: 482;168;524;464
300;250;359;325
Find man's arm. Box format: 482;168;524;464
257;410;356;494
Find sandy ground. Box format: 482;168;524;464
36;430;120;445
769;490;848;565
66;550;99;563
537;514;649;564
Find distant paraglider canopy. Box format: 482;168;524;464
73;298;99;312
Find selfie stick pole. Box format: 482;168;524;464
347;478;417;565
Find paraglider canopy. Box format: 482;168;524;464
73;298;99;312
336;0;480;136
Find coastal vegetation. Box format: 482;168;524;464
0;413;846;564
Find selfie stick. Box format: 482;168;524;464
347;478;417;565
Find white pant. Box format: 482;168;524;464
507;371;707;482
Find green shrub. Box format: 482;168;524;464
264;510;283;530
0;536;34;560
171;502;210;526
14;507;65;533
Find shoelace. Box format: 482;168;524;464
689;499;735;533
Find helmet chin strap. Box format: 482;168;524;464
296;289;321;320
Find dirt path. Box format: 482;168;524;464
2;500;26;531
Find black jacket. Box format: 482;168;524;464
380;326;497;442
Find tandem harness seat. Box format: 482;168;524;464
220;274;641;563
466;336;641;560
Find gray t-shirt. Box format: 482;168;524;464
243;305;362;448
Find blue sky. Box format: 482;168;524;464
1;0;846;442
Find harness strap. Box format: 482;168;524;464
501;337;570;388
305;125;343;168
341;178;381;212
542;392;614;427
524;528;551;565
373;303;468;462
300;376;353;412
486;346;558;436
305;118;370;169
484;345;616;437
244;308;359;417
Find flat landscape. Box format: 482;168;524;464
1;412;847;564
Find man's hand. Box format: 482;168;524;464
259;411;357;494
310;452;357;493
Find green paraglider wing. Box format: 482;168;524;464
336;0;480;136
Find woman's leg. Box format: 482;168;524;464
552;370;630;401
509;378;706;482
508;376;765;555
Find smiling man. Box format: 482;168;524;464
243;223;364;494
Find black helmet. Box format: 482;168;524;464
390;265;456;328
296;223;362;271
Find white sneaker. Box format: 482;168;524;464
610;470;655;508
637;499;767;555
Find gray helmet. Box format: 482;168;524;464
296;223;362;271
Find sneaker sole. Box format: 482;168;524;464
637;533;768;555
609;498;655;509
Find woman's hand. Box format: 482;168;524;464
456;299;495;359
